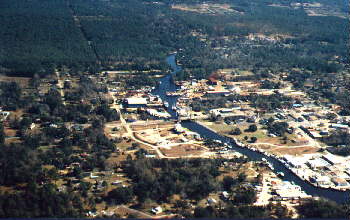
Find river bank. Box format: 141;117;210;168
196;120;350;192
151;54;349;204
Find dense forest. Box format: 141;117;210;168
0;0;96;76
0;0;348;77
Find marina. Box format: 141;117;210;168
152;53;350;204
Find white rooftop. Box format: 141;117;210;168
126;97;148;105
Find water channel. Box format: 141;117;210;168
152;53;349;204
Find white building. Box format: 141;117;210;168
151;206;162;215
126;97;148;105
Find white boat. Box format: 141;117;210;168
267;162;274;170
166;91;181;96
164;101;169;108
277;172;285;177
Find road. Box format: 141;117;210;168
254;173;272;206
114;205;154;218
108;95;168;158
55;71;66;105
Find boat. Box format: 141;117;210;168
164;101;169;108
172;105;177;111
267;162;274;170
262;158;267;162
277;172;285;177
166;91;181;96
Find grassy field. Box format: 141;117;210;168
201;120;307;147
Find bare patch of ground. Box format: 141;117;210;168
160;144;206;157
0;75;31;88
172;3;243;15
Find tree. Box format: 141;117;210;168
106;187;134;205
92;119;104;129
194;207;215;218
230;128;241;135
250;137;257;143
268;122;289;136
297;198;349;218
246;124;257;132
0;123;4;145
223;176;236;191
237;173;247;183
267;202;291;218
233;186;256;205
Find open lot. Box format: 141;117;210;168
160;144;206;157
200;120;318;156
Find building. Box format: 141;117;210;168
0;111;10;121
125;97;148;105
310;175;331;187
322;154;342;166
174;123;185;133
331;177;349;187
111;180;123;185
273;181;310;200
307;158;330;169
330;124;349;130
284;155;305;168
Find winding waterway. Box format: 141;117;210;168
152;53;349;204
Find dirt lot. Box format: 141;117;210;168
172;3;239;15
131;122;174;131
272;146;319;156
160;144;206;157
0;75;31;88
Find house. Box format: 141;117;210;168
101;210;115;217
207;77;218;85
207;197;217;204
30;123;36;130
151;206;162;215
222;191;230;200
111;180;123;185
72;124;83;131
145;154;157;158
90;173;99;179
87;211;98;217
49;123;58;128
